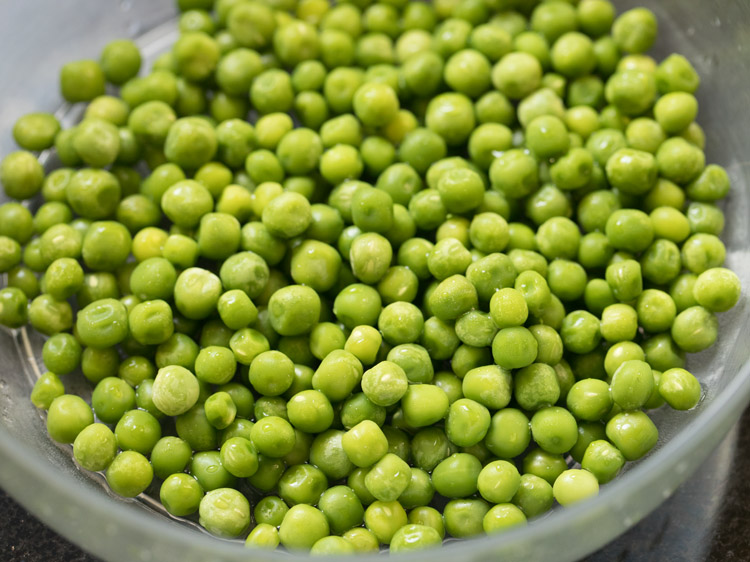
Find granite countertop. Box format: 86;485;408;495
2;406;749;561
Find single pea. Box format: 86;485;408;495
606;411;659;460
686;202;725;236
530;406;578;455
476;459;521;504
277;463;328;507
115;409;161;455
454;312;496;350
566;379;612;422
244;523;279;550
546;259;587;302
635;289;676;334
656;137;706;186
91;377;136;425
398;465;435;509
492;326;538;370
265;284;321;338
73;118;121;168
251;416;296;458
72;423;118;473
159;473;203;518
610;360;655;411
401;384;449;429
389;523;442;552
1;151;45;201
60;59;106;102
308;428;354;481
605;259;643;303
598;303;637;343
363;452;411;502
151;365;200;417
362;500;407;545
0;287;28;328
203;391;237;430
12;112;61;151
285;390;333;435
492;52;542;100
536;217;581;261
164;117;217;170
671;305;718;353
659;367;702;410
100;39;141;84
693;268;742;312
443;498;490;538
407;506;445;539
358;360;407;407
149;436;192;480
489;149;539;200
199;488;251;538
514;363;560;411
612;6;657;53
30;372;65;410
27;294;73;336
431;452;482;499
603;341;645;379
435;168;485;216
106;450;153;498
482;503;527;534
579;439;624;485
553;468;600;507
446;398;491;448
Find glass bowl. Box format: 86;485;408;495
1;1;749;561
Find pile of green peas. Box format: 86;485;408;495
0;0;743;553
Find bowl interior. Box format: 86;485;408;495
1;1;750;561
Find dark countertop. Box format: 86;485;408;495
2;407;749;562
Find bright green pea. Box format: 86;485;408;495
553;468;599;506
106;450;153;498
530;406;578;455
693;267;741;312
606;411;659;460
492;326;538;370
446;398;491;447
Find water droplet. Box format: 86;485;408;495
687;26;696;37
713;17;722;27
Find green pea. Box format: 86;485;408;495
489;149;539;199
492;326;538;370
508;473;552;519
106;450;153;498
581;440;625;484
658;367;702;410
606;411;659;461
199;488;251;538
552;468;600;507
446;398;491;448
30;372;65;410
443;498;489;538
522;447;568;486
671;305;718;353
